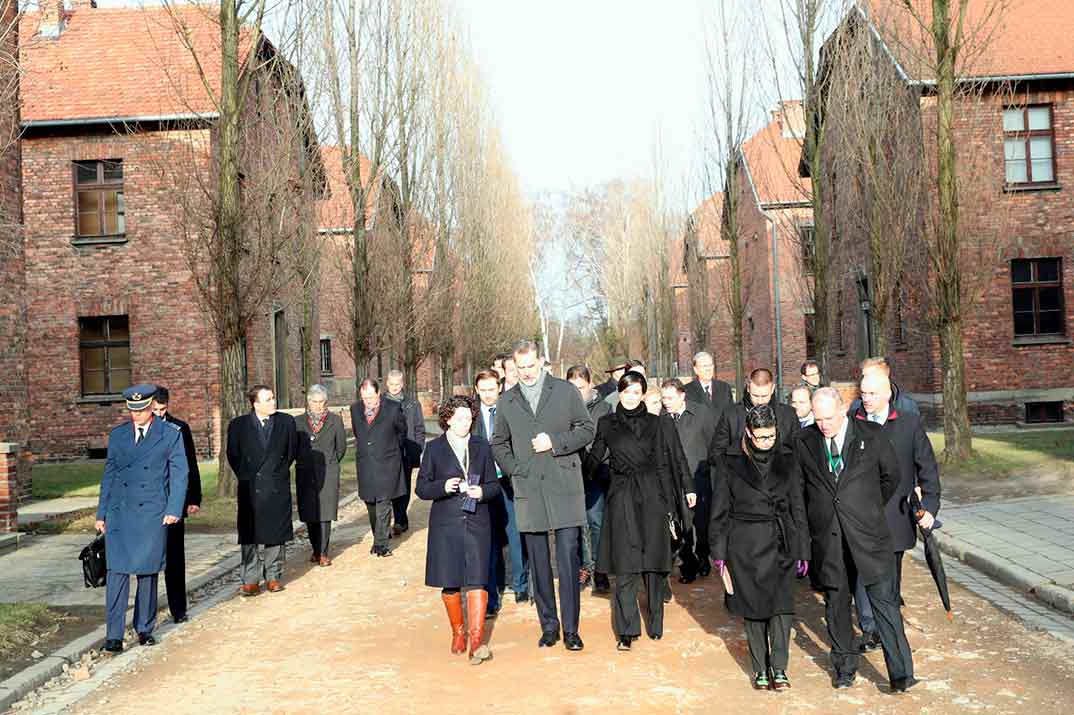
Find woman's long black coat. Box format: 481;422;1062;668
415;434;502;588
294;411;348;522
709;448;809;620
583;409;691;575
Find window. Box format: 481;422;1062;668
1003;106;1056;186
1012;258;1065;337
804;314;817;359
1026;401;1064;424
79;316;131;396
320;338;333;375
74;160;125;237
799;224;816;275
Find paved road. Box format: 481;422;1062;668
10;496;1071;715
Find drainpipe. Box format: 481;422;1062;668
770;219;785;400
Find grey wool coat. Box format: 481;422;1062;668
294;411;348;522
490;375;596;532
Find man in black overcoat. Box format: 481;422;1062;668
151;387;202;622
851;372;941;650
491;340;595;651
226;384;298;595
351;378;409;557
595;358;628;400
795;387;915;692
710;368;799;467
682;350;733;416
661;378;716;581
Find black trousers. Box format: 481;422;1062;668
164;518;187;620
612;571;666;639
693;472;713;564
391;467;414;529
525;527;581;636
366;500;392;549
307;521;332;556
744;614;792;673
824;535;914;683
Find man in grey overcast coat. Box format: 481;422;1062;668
491;339;595;652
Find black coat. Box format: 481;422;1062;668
391;395;426;470
710;449;809;619
415;434;502;588
850;408;940;552
670;401;716;494
582;395;612;484
595;377;619;399
794;420;899;589
294;411;348;522
161;413;202;511
226;412;298;545
350;399;408;502
490;375;596;532
584;407;691;575
684;378;733;417
710;397;800;461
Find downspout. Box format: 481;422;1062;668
770;217;785;400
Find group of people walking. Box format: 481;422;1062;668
94;339;939;695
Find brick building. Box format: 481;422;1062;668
19;1;323;461
813;0;1074;425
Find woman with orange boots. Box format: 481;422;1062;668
416;395;501;665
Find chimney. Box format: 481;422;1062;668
69;0;97;9
39;0;67;39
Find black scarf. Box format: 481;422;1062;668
616;401;649;439
748;443;775;480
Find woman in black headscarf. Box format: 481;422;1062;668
710;404;809;690
584;372;694;650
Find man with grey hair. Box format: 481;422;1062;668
794;387;915;692
491;339;595;651
683;351;733;416
385;369;426;536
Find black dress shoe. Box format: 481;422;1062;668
515;591;530;604
538;631;560;648
564;632;584;651
648;633;662;640
678;572;696;584
616;636;633;651
173;614;189;624
593;573;610;593
833;672;855;689
890;676;917;693
859;630;881;652
137;633;157;647
103;639;123;654
698;561;711;578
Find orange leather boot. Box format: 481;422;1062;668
467;589;491;665
442;591;467;655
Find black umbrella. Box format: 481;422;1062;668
911;492;953;620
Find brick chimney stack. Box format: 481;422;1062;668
39;0;67;39
69;0;97;9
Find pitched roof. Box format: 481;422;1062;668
740;103;812;208
20;3;255;123
858;0;1074;81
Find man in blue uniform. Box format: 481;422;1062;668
95;384;188;654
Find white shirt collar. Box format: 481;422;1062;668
830;416;850;455
868;405;890;426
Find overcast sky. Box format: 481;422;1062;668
454;0;716;202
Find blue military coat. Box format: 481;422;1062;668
96;417;188;575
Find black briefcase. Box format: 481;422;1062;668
79;534;107;588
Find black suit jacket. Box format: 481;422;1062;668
162;413;202;510
350;399;409;502
710;399;800;463
226;412;298;545
850;408;940;552
670;401;716;494
684;378;733;416
794;419;899;589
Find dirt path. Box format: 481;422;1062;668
63;499;1074;715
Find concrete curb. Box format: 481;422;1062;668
0;490;363;713
931;529;1074;616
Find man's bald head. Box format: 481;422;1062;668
860;372;892;416
812;386;846;438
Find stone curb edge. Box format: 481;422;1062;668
0;490;362;713
931;529;1074;616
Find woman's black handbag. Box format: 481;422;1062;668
79;534;107;588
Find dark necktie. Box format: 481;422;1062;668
704;383;712;400
489;406;496;435
672;412;680;421
829;437;844;478
136;427;145;444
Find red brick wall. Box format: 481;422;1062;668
0;444;17;532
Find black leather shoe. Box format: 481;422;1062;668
678;571;696;584
698;561;711;578
593;573;610;593
173;614;189;624
137;633;157;647
833;672;855;689
515;591;530;604
890;676;917;693
648;633;662;640
859;631;881;652
616;636;633;651
103;639;123;654
538;630;560;648
564;632;584;651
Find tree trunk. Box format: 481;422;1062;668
438;349;453;404
933;0;973;460
404;335;418;400
216;335;245;498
